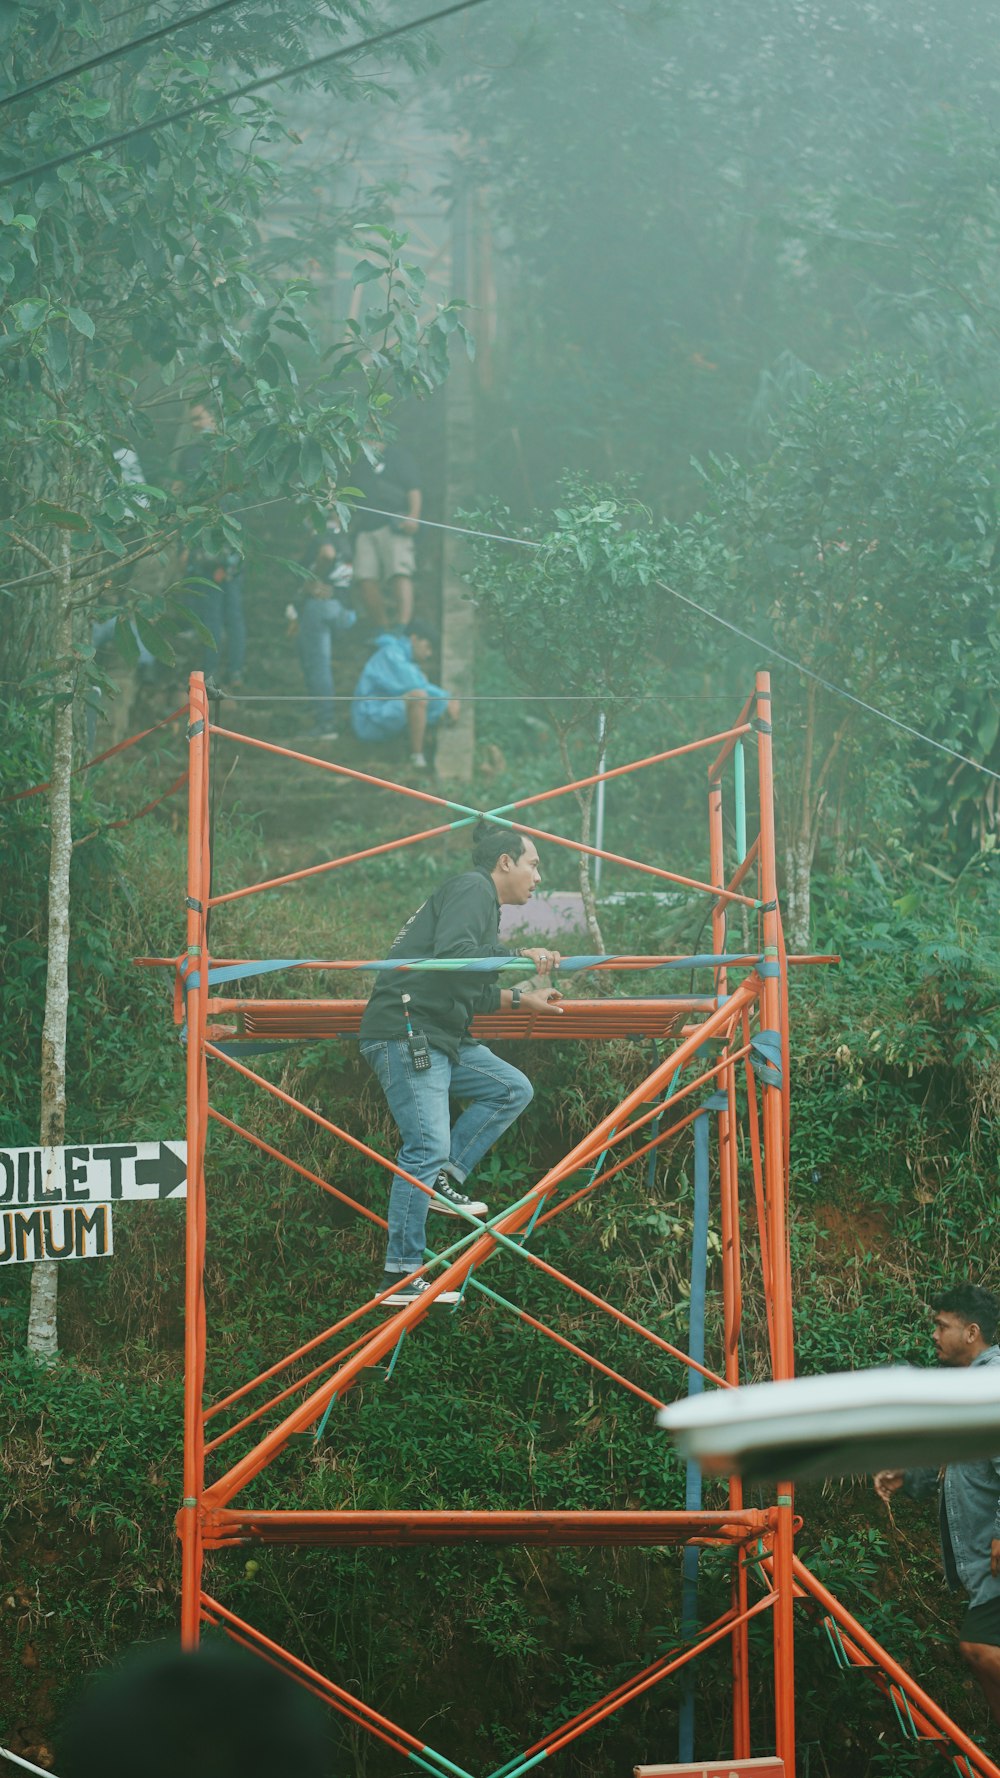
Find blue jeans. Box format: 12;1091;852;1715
359;1038;533;1273
298;598;355;732
202;574;246;680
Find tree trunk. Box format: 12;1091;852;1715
783;832;813;951
576;782;606;953
555;727;605;952
27;539;75;1362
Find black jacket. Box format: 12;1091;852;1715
358;869;510;1061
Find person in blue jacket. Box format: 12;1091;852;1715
351;620;458;769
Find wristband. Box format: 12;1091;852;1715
511;986;523;1010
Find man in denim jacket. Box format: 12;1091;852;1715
876;1284;1000;1726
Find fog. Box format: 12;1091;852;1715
264;0;1000;515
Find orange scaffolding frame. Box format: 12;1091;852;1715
167;668;1000;1778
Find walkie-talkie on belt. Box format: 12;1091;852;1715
401;992;431;1069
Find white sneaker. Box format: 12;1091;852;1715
380;1273;461;1306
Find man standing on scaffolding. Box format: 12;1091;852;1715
359;821;564;1306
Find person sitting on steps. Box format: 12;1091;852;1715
350;619;458;771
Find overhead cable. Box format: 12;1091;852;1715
350;506;1000;782
0;0;254;111
652;577;1000;784
0;0;491;192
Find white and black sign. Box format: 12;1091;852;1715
1;1203;113;1266
0;1141;187;1206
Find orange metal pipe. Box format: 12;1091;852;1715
206;1032;751;1388
499;813;760;907
204;1042;438;1198
724;1052;751;1757
206;1508;773;1546
200;1593;438;1758
542;1593;777;1761
755;671;796;1776
200;1059;722;1422
511;1607;740;1765
535;1101;711;1227
209;724;462;811
199;1611;414;1759
707;766;752;1759
724;833;761;899
792;1557;1000;1778
498;724;754;812
203;1324;382;1453
206;1105;388;1228
209;816;462;907
708;690;759;777
205;1270;671;1456
536;1037;752;1191
741;1006;776;1359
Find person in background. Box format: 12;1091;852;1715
90;445;157;678
61;1641;328;1778
359;820;563;1306
87;445;158;749
285;528;357;740
875;1283;1000;1729
350;619;457;771
175;400;245;689
348;436;421;631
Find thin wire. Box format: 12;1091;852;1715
346;508;1000;781
0;0;254;110
653;577;1000;784
351;503;542;548
5;472;994;777
223;692;733;702
0;0;492;192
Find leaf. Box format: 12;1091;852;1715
70;97;112;119
29;500;89;533
352;259;385;285
12;298;47;331
113;615;140;667
134;615;176;666
67;306;95;339
133;85;160;124
42;327;71;383
299;437;324;487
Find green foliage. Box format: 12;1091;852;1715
467;476;666;736
444;0;1000;508
0;2;458;687
2;760;999;1774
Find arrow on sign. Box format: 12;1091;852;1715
133;1142;188;1199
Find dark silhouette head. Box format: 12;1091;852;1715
61;1641;329;1778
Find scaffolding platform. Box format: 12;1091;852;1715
166;670;1000;1778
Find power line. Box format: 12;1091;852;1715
353;503;543;549
653;577;1000;785
0;0;253;111
0;0;491;193
353;505;1000;782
